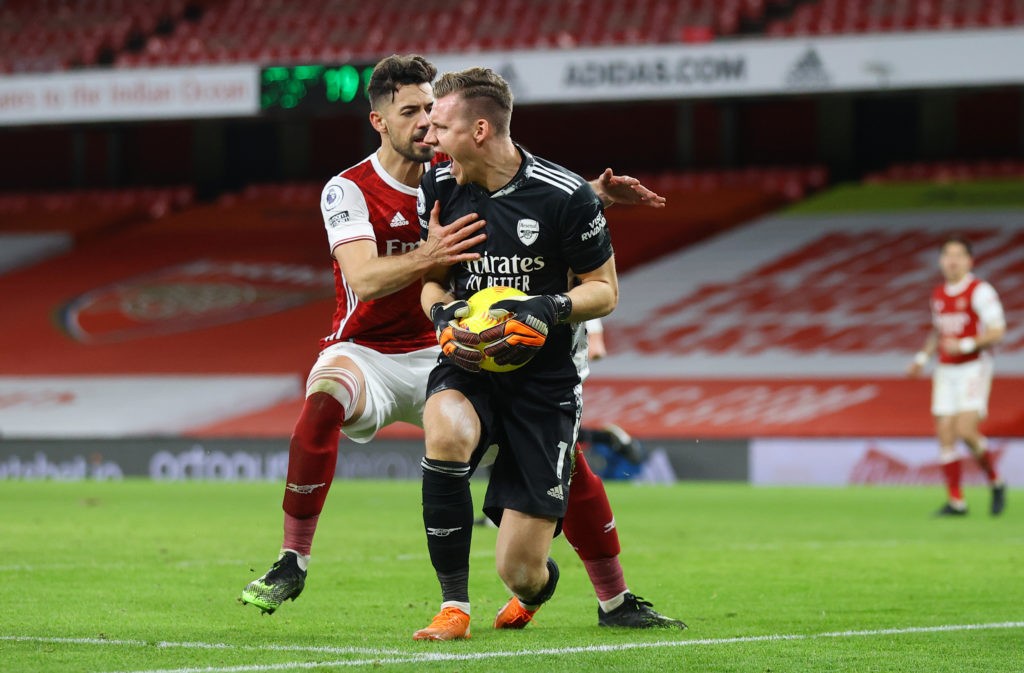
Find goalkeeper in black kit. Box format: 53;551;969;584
412;66;671;641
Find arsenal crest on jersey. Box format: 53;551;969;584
517;218;540;246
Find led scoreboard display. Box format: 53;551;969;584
260;64;375;112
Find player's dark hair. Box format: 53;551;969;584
367;54;437;110
433;67;513;137
941;235;973;257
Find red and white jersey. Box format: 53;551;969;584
931;273;1005;365
317;152;435;354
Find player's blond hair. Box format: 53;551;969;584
433;67;513;137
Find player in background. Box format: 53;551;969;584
584;319;607;360
575;318;648;472
907;236;1007;516
240;55;678;627
414;66;684;642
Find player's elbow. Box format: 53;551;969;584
986;324;1007;345
347;277;389;303
593;284;618;319
354;288;388;302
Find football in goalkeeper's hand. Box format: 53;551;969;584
458;286;528;372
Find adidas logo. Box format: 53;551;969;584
389;212;410;228
546;484;564;501
785;48;830;89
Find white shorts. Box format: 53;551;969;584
931;358;993;418
308;342;439;443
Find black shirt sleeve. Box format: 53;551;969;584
561;182;613;275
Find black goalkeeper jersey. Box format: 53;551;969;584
417;143;614;379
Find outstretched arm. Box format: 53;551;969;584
589;168;667;209
338;202;484;302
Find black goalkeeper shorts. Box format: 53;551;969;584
426;359;581;527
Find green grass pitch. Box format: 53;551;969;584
1;479;1021;672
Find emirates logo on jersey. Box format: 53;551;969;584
935;312;970;335
59;259;333;343
956;297;968;310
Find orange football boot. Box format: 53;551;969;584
493;596;538;629
412;606;472;641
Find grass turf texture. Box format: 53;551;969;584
2;480;1021;673
787;179;1024;214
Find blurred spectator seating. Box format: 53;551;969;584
0;186;196;239
124;0;780;67
767;0;1024;37
0;0;196;73
4;0;1024;74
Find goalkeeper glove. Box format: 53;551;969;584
479;293;572;367
430;300;484;372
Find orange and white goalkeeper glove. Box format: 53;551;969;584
479;293;572;368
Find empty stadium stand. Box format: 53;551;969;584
9;0;1021;73
119;0;776;67
0;0;194;73
0;186;195;273
0;186;195;237
592;195;1024;437
0;163;820;276
611;165;827;270
0;0;786;72
0;184;328;376
767;0;1024;36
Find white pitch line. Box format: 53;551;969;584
723;537;1024;552
13;620;1018;673
0;559;251;572
0;636;405;657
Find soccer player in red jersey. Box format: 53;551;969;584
907;236;1007;516
240;55;684;632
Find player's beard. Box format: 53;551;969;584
393;133;435;163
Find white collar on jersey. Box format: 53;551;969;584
944;272;976;295
369;151;421;196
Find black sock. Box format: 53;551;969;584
521;558;560;610
437;568;470;605
421;457;473;603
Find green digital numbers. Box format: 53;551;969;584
261;64;374;111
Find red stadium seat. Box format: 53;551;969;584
766;0;1023;36
6;0;1021;71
